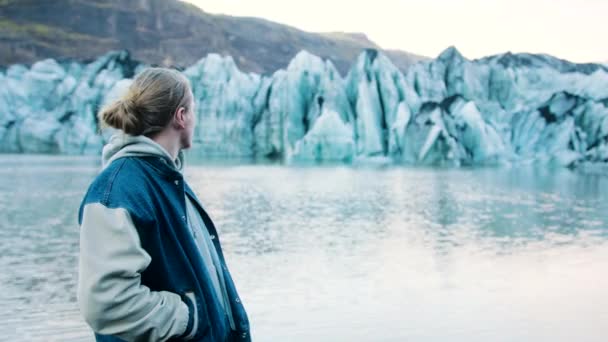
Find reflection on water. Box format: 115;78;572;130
1;155;607;341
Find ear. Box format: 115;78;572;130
173;106;187;130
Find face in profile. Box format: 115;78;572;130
181;89;197;150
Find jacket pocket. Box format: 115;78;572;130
182;291;200;340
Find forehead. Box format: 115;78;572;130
189;90;196;107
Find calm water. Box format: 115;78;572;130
1;155;607;341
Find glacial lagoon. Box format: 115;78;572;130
1;154;607;341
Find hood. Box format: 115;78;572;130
101;132;185;172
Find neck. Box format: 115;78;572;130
151;131;180;160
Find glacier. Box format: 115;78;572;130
1;47;608;168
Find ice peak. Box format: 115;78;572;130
437;46;464;63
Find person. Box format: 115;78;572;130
77;68;250;342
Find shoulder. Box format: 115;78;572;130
86;158;147;204
79;158;156;224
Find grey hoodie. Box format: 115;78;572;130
101;133;185;171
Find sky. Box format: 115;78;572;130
183;0;607;63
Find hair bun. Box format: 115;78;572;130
98;96;144;135
118;98;144;135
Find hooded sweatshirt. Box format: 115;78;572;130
78;133;235;341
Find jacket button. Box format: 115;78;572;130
174;180;180;185
181;216;186;221
241;332;247;338
235;298;240;303
209;235;215;240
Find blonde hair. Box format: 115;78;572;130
99;68;192;136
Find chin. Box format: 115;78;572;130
181;137;193;150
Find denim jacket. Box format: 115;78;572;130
77;134;250;342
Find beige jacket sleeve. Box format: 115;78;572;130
77;203;190;341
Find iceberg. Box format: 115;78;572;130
0;51;138;154
183;54;263;158
1;47;607;169
290;109;354;163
